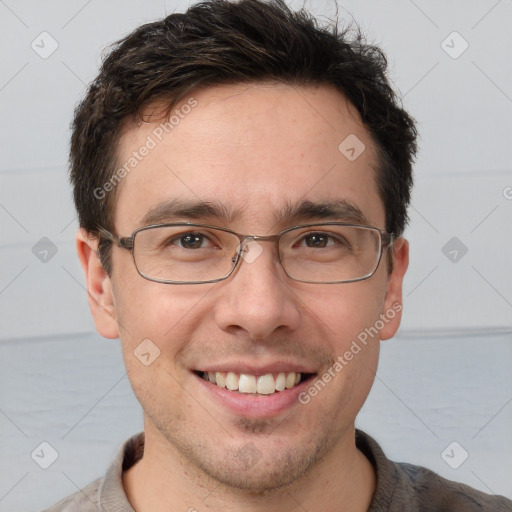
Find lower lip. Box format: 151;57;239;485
193;373;313;419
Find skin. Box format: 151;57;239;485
77;82;409;512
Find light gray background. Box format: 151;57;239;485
0;0;511;510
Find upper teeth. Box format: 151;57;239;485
202;371;301;395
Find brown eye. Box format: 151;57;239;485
178;233;205;249
303;233;330;248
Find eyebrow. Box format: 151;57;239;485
277;199;370;225
139;198;370;227
139;199;242;226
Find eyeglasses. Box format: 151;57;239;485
100;222;394;285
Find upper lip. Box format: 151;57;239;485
193;361;317;375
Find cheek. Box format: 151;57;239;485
113;268;216;370
114;282;211;403
301;280;386;352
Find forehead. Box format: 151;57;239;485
113;82;384;232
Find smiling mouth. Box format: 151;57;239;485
195;371;314;395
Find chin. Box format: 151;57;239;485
179;429;337;495
196;450;314;494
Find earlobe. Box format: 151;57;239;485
76;228;119;339
379;237;409;341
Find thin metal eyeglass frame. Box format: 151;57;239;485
99;222;395;285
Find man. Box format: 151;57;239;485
45;0;511;510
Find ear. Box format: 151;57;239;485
379;237;409;341
75;228;119;339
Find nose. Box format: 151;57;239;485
213;239;301;340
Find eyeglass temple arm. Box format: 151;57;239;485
97;227;134;250
382;232;395;247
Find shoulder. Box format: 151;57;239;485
356;430;512;512
40;432;143;512
41;477;102;512
395;461;512;511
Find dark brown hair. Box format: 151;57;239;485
70;0;417;274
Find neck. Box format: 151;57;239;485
123;422;376;512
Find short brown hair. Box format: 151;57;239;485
70;0;417;274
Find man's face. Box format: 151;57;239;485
82;83;407;491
